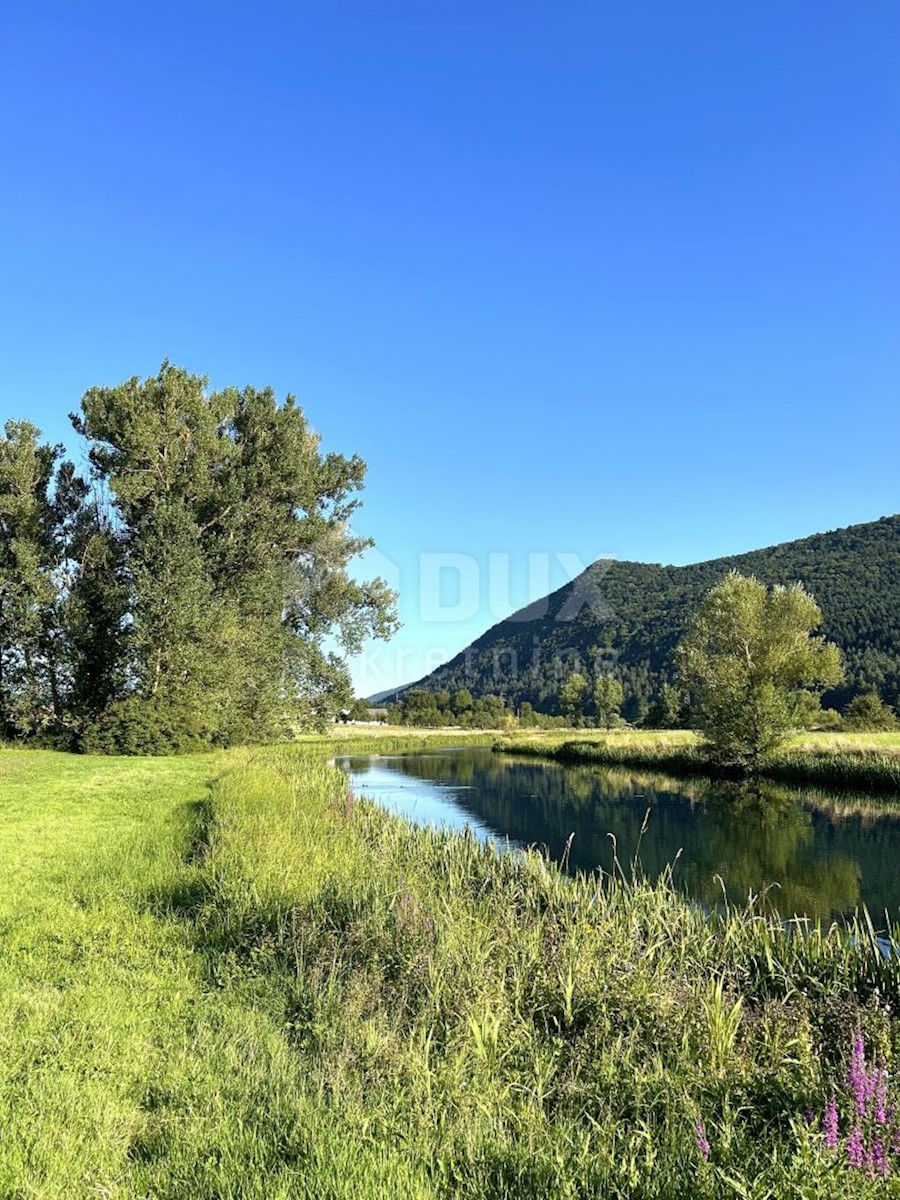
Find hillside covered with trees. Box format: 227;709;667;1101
395;516;900;722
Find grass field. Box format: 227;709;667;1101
4;734;900;1197
0;747;431;1199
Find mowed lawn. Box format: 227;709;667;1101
0;749;419;1200
0;750;246;1199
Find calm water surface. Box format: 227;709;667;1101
336;747;900;923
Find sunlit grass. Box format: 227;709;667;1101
498;729;900;793
0;748;433;1198
3;735;900;1197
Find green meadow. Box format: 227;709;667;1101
4;736;900;1198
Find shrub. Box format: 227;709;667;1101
79;695;214;755
844;693;899;732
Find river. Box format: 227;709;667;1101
336;747;900;923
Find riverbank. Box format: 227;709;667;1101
495;730;900;794
3;735;900;1197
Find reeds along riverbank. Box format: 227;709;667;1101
495;732;900;795
186;744;900;1197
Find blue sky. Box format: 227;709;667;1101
2;1;898;695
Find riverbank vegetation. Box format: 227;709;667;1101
4;735;900;1198
497;729;900;794
675;572;845;770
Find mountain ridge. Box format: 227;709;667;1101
383;514;900;718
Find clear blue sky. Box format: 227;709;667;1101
2;2;898;695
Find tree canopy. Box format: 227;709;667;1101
676;572;844;769
0;364;397;751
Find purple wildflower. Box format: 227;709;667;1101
848;1126;865;1170
805;1108;816;1127
823;1096;839;1149
849;1032;868;1118
871;1139;890;1179
695;1119;710;1162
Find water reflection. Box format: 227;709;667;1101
336;749;900;923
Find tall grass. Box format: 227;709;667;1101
189;743;900;1197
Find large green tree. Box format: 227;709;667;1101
676;572;844;770
73;363;397;746
592;675;624;729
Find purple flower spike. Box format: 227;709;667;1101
695;1119;710;1162
848;1126;865;1170
823;1096;839;1149
849;1032;868;1118
872;1139;890;1178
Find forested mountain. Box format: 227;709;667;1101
394;516;900;720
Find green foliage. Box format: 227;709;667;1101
0;422;83;739
74;363;400;743
387;686;517;728
558;671;588;722
844;691;899;732
817;707;845;731
78;695;215;755
644;682;684;728
65;500;130;724
790;689;827;730
0;364;397;752
593;674;624;728
677;573;844;769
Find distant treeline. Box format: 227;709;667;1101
384;688;566;730
0;364;396;753
383;682;897;733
